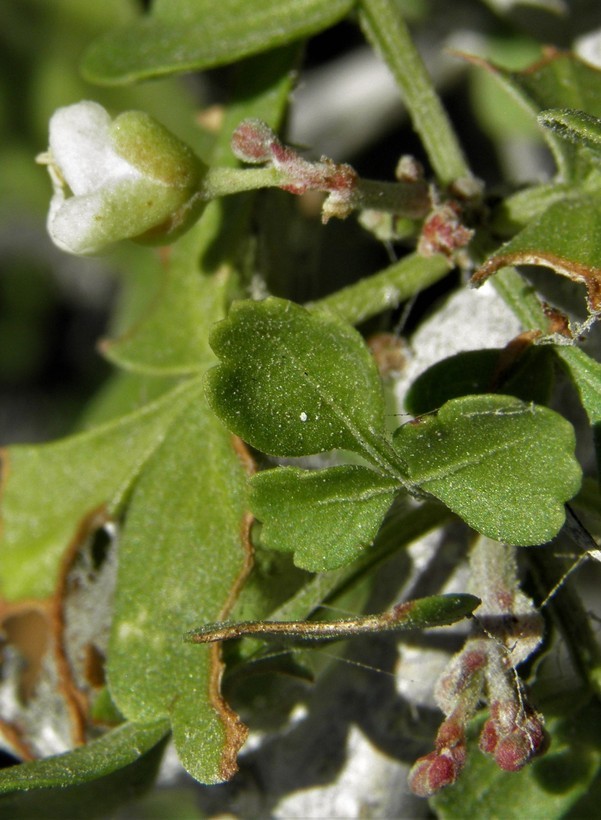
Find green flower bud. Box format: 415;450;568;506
38;101;206;255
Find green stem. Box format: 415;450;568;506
309;252;451;324
201;166;284;199
358;0;471;187
202;166;430;218
490;267;549;330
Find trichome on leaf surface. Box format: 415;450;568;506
2;0;601;817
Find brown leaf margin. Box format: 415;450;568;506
0;503;118;762
209;435;256;781
472;251;601;313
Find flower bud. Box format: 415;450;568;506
38;101;206;255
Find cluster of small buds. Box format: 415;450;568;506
406;536;549;798
479;700;548;772
231;118;358;222
417;200;474;258
409;715;467;797
408;632;545;798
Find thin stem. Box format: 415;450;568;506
358;0;471;187
185;593;479;644
309;252;451;325
490;267;549;330
202;165;430;218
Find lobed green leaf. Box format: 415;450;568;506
394;394;581;545
107;388;252;784
206;297;403;475
475;195;601;313
0;379;199;601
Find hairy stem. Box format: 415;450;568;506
358;0;471;187
309;252;451;324
202;165;430;218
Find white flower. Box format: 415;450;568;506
38;101;206;255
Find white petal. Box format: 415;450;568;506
48;190;114;255
48;101;136;195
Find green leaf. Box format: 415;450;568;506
97;45;299;787
539;108;601;152
405;347;554;416
394;394;581;545
81;0;353;85
0;379;199;601
206;297;402;476
188;592;480;643
251;465;400;571
0;719;167;818
556;346;601;473
100;45;299;375
557;346;601;424
107;387;252;785
0;719;168;794
475;195;601;313
465;50;601;180
433;701;601;820
100;254;231;376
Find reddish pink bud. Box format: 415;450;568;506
494;733;532;772
479;718;499;755
409;751;459;798
231;118;278;164
480;701;548;771
409;715;468;798
418;202;473;258
435;716;465;753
